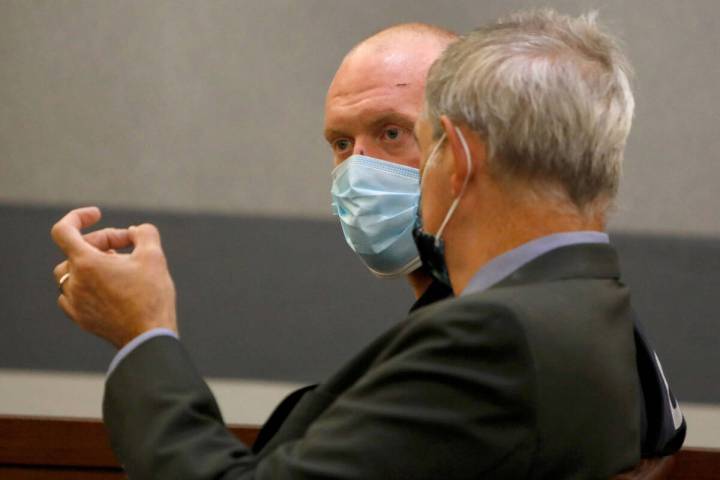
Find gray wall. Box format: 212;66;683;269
1;1;718;404
1;0;719;235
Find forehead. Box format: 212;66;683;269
324;45;430;134
324;84;421;133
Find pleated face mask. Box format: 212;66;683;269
331;155;422;278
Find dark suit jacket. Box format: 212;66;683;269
104;243;641;479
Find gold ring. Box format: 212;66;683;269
58;273;71;294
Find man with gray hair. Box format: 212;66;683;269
50;10;683;479
412;9;682;476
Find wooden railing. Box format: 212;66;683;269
0;416;258;479
0;416;716;479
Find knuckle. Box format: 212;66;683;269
144;245;166;261
140;223;160;236
72;257;92;274
50;222;62;239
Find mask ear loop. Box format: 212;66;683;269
433;126;473;247
420;133;447;188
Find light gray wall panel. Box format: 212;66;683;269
1;0;719;235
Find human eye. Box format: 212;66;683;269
332;138;353;154
382;125;403;142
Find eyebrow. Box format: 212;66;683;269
324;111;415;143
368;112;415;131
323;128;345;143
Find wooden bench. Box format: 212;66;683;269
0;416;716;479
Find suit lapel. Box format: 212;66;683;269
255;319;409;457
252;384;318;454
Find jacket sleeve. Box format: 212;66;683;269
104;302;538;480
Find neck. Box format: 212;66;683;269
446;193;605;296
406;269;433;299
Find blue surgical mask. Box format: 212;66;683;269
331;155;422;278
412;127;473;287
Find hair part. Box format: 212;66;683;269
424;9;635;213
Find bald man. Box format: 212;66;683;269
252;24;460;453
326;23;456;304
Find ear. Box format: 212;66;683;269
440;116;485;197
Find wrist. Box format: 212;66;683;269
114;319;177;349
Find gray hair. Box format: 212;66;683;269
424;9;635;210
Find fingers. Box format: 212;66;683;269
57;293;78;321
53;260;69;283
50;207;102;257
128;224;162;254
84;228;132;252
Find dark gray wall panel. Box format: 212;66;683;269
611;234;719;404
0;204;717;403
0;205;411;382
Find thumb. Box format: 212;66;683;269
51;206;103;257
128;223;163;253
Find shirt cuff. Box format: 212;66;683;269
107;328;179;377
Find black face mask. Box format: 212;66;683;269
412;201;451;287
412;126;474;289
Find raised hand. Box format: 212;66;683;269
51;207;177;348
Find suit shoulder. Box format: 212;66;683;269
408;291;528;338
392;294;534;366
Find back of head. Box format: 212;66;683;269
424;9;635;213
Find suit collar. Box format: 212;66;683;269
491;242;621;289
462;231;611;296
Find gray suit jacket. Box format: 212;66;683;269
104;243;640;479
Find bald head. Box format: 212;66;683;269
346;23;457;58
324;23;457;168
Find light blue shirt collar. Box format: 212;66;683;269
461;231;610;296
